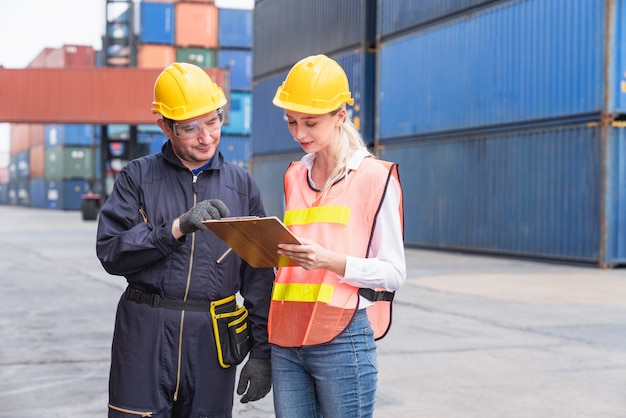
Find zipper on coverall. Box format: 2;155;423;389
173;173;200;401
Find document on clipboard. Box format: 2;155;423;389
202;216;301;268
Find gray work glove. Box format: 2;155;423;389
178;199;230;235
236;358;272;403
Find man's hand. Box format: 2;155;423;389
236;358;272;403
178;199;230;235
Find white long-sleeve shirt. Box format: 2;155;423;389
299;149;407;307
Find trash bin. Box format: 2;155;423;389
81;193;101;221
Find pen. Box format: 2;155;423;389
216;248;232;264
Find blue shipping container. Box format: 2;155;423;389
0;184;8;205
250;152;303;219
139;2;175;45
222;91;251;135
252;48;375;155
379;121;626;267
220;135;251;168
218;49;252;91
46;179;91;210
30;177;46;208
8;179;29;206
378;0;617;140
45;124;96;147
218;8;253;48
148;135;169;155
377;0;501;38
11;151;29;180
253;0;374;77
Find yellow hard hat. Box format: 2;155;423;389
273;54;354;114
152;62;227;121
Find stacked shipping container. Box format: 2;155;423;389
376;0;626;267
218;7;254;167
252;0;626;267
251;0;376;217
137;1;253;168
2;46;98;209
2;4;254;208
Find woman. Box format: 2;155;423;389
268;54;406;417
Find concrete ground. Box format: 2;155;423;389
0;205;625;417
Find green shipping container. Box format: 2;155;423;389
176;47;216;68
45;146;94;179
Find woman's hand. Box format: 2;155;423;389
278;238;346;275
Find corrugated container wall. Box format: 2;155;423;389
175;2;218;49
253;0;375;78
177;47;216;68
377;0;614;140
252;48;374;156
220;135;251;168
379;121;626;267
30;178;46;208
10;151;29;179
218;49;252;91
222;91;252;135
45;146;94;180
218;8;253;49
381;124;600;262
45;124;96;148
377;0;503;38
10;124;32;154
250;152;303;219
139;2;175;45
28;45;96;68
137;44;177;68
46;179;91;210
29;146;45;178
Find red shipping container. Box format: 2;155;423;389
28;45;95;68
0;167;8;184
175;2;219;48
0;67;228;125
10;124;30;154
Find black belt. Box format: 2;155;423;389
358;288;395;302
125;287;213;312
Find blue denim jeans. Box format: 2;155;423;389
271;309;378;418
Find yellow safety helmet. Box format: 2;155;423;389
273;54;354;114
152;62;227;121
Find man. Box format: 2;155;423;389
96;62;274;417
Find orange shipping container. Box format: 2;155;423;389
30;124;45;147
29;145;45;178
137;44;177;69
175;2;218;48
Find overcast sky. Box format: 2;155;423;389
0;0;253;150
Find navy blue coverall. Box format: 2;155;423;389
96;140;275;417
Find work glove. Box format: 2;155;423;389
236;358;272;403
178;199;230;235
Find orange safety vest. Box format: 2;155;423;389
268;156;404;347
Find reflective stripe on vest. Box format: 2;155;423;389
268;156;403;347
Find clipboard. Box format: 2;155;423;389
203;216;301;268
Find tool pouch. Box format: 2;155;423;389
210;295;252;368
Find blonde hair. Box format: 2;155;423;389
320;108;371;193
